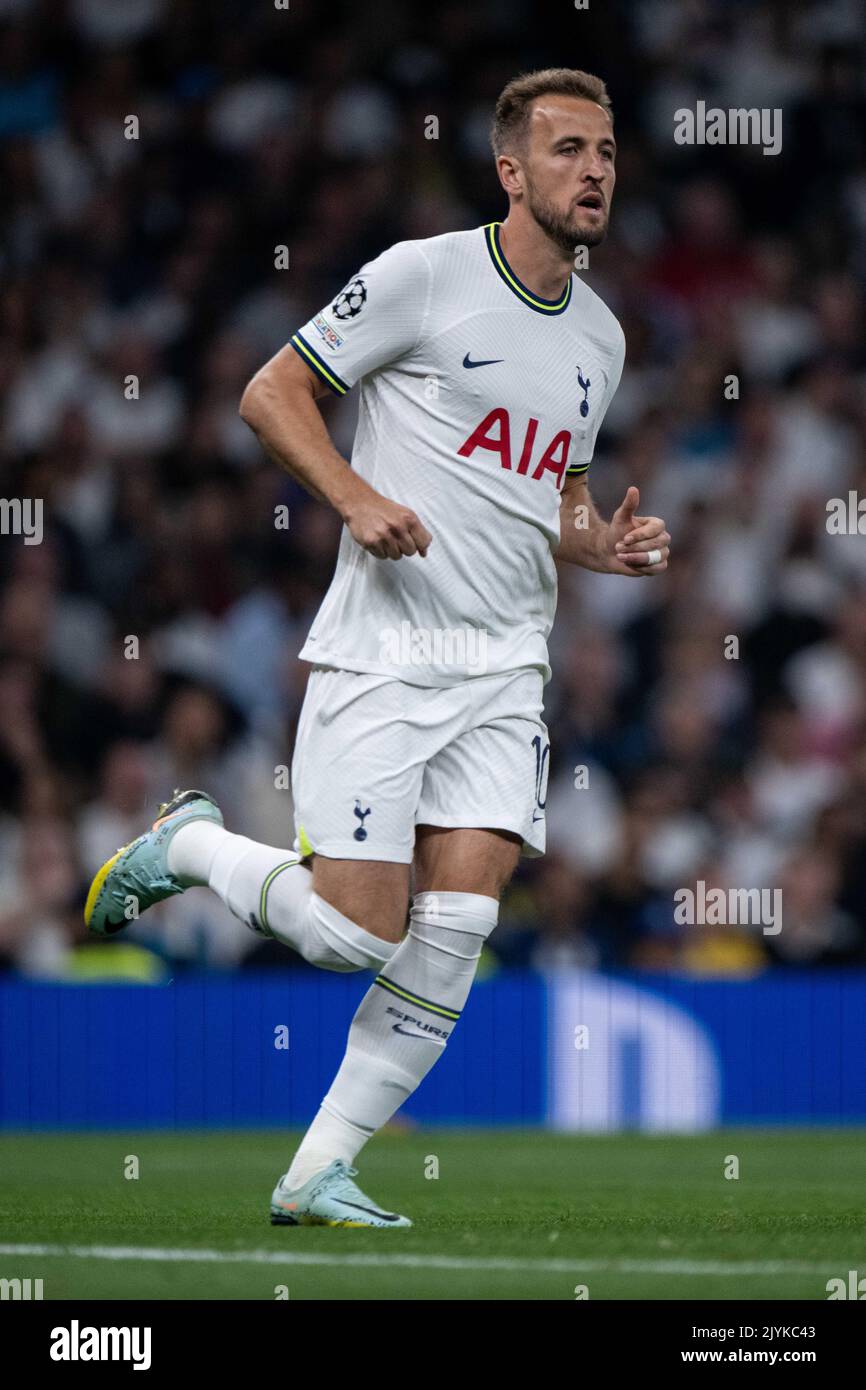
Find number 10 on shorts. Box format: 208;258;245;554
531;734;549;818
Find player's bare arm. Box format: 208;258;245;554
239;345;432;560
556;477;670;575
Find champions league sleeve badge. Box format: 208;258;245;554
332;276;367;320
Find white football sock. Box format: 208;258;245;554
166;818;225;886
285;890;498;1188
168;824;397;972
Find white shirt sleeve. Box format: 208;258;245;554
565;327;626;478
289;239;432;395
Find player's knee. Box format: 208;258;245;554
414;827;521;899
311;859;410;943
361;912;408;943
336;899;408;943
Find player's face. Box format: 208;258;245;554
522;96;616;253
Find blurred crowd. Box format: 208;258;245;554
1;0;865;978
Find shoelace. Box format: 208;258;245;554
310;1161;362;1201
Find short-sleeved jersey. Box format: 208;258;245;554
290;222;625;686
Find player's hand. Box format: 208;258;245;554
342;485;432;560
605;486;670;576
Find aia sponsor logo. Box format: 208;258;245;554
457;408;572;488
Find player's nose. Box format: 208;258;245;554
582;157;607;184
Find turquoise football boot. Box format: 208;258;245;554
84;788;223;937
269;1159;412;1229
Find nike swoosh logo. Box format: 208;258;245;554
393;1024;439;1040
532;813;545;823
337;1199;402;1222
463;353;504;369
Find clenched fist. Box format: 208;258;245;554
342;486;432;560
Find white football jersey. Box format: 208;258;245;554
291;222;625;686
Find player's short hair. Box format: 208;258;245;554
491;68;613;158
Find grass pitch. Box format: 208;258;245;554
1;1129;863;1300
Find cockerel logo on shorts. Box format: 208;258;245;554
353;799;372;841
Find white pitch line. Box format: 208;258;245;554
0;1243;841;1276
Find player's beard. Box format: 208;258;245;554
526;179;609;255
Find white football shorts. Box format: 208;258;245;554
291;664;550;863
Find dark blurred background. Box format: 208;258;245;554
1;0;865;980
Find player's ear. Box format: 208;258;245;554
495;152;524;199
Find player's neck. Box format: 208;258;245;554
497;214;573;303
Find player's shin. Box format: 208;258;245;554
284;890;498;1186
